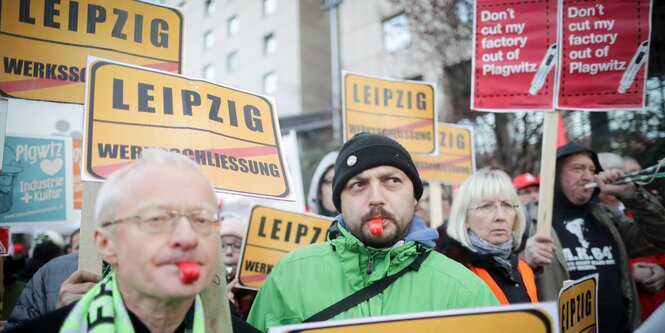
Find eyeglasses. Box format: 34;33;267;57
469;202;519;215
102;210;220;234
222;241;243;252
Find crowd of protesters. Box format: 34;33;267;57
1;136;664;333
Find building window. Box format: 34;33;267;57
382;12;411;53
203;64;215;81
228;15;239;36
263;33;276;55
263;71;277;95
227;51;238;73
204;30;215;50
205;0;215;16
263;0;276;16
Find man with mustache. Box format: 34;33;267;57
248;133;498;332
524;143;665;332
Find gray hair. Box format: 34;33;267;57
94;148;212;226
446;168;526;251
597;152;624;170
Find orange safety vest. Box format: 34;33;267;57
469;259;538;305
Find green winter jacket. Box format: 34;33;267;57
247;221;499;332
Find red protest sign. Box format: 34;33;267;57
0;227;8;256
556;0;652;110
472;0;558;111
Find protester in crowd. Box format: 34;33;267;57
306;151;339;217
437;169;537;305
2;243;29;320
3;243;27;284
623;156;642;174
624;156;664;204
248;133;498;332
597;153;627;212
416;182;452;228
16;231;64;283
65;229;80;254
6;149;259;333
5;252;87;329
4;243;27;283
221;213;256;319
524;143;665;332
614;156;665;322
512;173;540;205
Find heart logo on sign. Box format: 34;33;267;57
40;158;63;176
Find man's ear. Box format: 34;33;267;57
94;227;118;265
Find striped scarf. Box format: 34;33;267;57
60;272;205;333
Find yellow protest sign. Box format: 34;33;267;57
82;59;293;199
0;0;182;104
238;205;333;289
412;123;475;184
342;71;437;154
558;274;598;333
268;303;559;333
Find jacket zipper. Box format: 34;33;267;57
367;253;375;275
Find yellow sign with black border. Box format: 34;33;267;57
82;59;293;200
237;205;333;289
342;71;437;154
558;274;598;333
0;0;183;104
412;123;475;185
268;302;559;333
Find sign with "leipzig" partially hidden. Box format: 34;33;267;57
412;123;475;185
342;71;437;154
0;0;183;104
237;206;333;290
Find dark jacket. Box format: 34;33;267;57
529;143;665;330
436;235;536;304
6;253;78;330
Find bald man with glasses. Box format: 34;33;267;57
6;149;259;333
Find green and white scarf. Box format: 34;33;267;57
60;272;205;333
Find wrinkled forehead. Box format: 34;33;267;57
348;165;406;181
119;165;217;213
561;152;595;169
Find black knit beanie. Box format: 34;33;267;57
332;133;423;211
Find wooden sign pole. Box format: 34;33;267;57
78;182;102;274
536;111;559;236
429;182;444;229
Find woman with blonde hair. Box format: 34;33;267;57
437;168;538;304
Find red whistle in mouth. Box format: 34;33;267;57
369;217;383;235
176;262;200;284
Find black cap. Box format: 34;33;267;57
332;133;423;211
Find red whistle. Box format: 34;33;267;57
369;217;383;235
176;262;200;284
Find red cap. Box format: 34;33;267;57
513;173;539;190
13;243;25;254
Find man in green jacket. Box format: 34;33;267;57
248;133;498;331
